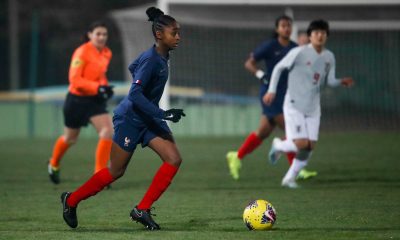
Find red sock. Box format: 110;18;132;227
67;168;114;207
286;152;295;166
137;162;179;210
281;136;295;166
237;132;263;160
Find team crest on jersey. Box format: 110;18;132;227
71;58;83;68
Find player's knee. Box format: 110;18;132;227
164;153;182;167
63;135;78;145
109;166;126;179
255;131;268;140
294;139;309;150
256;126;271;140
98;127;113;139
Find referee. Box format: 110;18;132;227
48;21;114;184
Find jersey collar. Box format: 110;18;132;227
152;44;170;61
308;43;325;55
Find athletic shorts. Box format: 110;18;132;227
112;114;172;153
63;93;108;128
283;102;320;141
259;84;285;120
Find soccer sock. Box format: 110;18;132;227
137;162;179;210
94;138;112;174
282;159;308;182
286;152;296;166
67;168;114;207
49;136;70;168
275;139;298;153
237;132;263;160
281;137;295;165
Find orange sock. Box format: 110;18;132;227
94;138;112;174
49;136;70;168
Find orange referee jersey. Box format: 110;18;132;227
68;41;112;96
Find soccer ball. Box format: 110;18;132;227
243;199;277;230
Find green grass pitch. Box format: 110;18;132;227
0;132;399;239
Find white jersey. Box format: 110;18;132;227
268;43;341;115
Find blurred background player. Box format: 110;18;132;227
264;19;354;188
295;30;318;180
297;31;310;46
60;7;185;231
47;21;114;184
226;16;316;180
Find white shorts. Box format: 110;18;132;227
284;103;320;141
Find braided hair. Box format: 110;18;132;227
146;7;177;39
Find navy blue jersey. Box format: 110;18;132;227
114;45;168;123
253;39;297;94
253;39;297;118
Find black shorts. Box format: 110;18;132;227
63;93;108;128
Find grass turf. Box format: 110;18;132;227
0;132;399;239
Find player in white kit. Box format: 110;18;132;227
264;19;354;188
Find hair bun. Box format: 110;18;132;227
146;7;164;22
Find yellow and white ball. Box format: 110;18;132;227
243;199;277;230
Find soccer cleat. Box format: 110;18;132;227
130;206;160;230
281;178;299;189
268;138;282;165
226;151;242;180
61;192;78;228
297;169;318;180
48;163;60;184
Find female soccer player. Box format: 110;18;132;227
226;16;298;180
265;19;354;188
48;21;114;184
60;7;185;231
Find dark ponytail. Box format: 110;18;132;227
82;21;108;42
146;7;176;38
